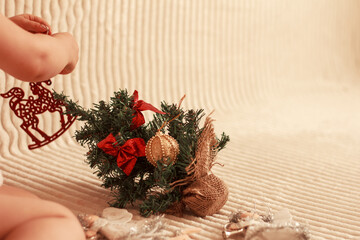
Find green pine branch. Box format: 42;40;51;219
54;89;229;216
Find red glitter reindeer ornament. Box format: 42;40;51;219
1;80;75;149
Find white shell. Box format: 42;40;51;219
90;217;108;232
100;223;132;239
101;207;133;223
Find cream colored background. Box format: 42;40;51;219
1;1;360;239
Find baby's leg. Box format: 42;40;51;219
0;185;39;198
4;215;85;240
0;188;85;240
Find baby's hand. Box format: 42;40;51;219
9;14;51;34
52;32;79;75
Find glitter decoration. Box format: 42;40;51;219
78;208;168;240
245;222;310;240
223;209;310;240
1;80;76;149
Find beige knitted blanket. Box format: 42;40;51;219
1;1;360;239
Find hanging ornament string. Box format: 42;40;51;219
177;94;186;109
157;93;186;132
158;113;182;132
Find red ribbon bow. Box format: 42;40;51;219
131;90;165;130
97;133;146;176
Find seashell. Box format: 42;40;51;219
101;207;133;223
89;217;108;232
100;222;132;240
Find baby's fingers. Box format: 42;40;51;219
10;14;51;34
26;20;50;34
28;15;51;34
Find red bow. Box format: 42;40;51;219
131;90;165;130
97;133;146;176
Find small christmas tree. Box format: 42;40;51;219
54;89;229;217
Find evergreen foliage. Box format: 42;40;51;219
54;89;229;216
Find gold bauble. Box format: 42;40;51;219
145;132;180;166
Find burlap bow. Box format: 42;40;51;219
169;114;229;217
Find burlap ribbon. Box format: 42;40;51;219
169;114;229;217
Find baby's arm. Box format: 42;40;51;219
0;14;78;82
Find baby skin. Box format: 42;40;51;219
0;186;85;240
0;13;84;240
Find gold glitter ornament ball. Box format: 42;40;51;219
145;132;180;166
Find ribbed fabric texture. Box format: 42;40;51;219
1;1;360;239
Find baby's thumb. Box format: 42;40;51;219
27;21;49;34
